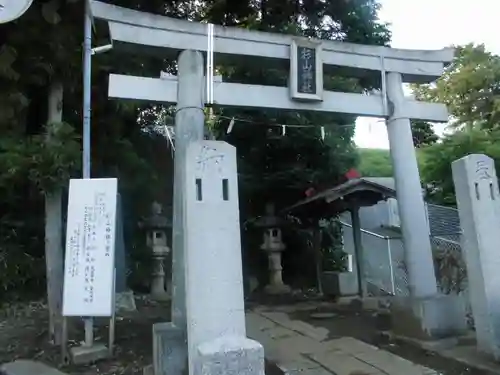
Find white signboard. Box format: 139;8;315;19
62;178;118;317
0;0;33;24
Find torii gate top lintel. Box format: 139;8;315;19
90;1;452;123
90;0;453;84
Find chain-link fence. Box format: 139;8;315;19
340;222;405;296
427;203;461;241
396;235;466;296
340;203;467;298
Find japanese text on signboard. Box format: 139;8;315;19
296;46;316;94
62;178;117;317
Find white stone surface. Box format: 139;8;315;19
62;178;117;317
90;1;453;83
452;154;500;359
108;74;449;122
183;141;248;374
195;336;265;375
385;72;438;298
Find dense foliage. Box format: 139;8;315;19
415;44;500;206
420;128;500;205
411;120;438;148
357;148;392;177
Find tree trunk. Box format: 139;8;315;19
45;82;64;345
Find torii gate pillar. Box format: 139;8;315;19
386;73;467;340
171;50;205;329
386;72;438;298
149;50;205;375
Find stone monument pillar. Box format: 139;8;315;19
452;154;500;359
184;140;264;375
142;202;172;301
254;204;291;295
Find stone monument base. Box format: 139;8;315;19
390;294;467;340
115;290;137;312
150;292;171;302
144;322;186;375
70;343;109;365
194;336;265;375
264;284;291;295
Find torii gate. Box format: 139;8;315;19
90;1;455;373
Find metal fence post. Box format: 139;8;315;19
387;239;396;295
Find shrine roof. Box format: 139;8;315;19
282;177;396;217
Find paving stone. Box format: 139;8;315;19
258;311;329;341
287;320;329;342
307;351;382;375
285;368;333;375
246;307;439;375
324;337;379;355
278;355;321;371
246;312;276;331
352;349;437;375
273;335;330;356
266;326;296;340
1;360;67;375
310;312;336;320
246;312;281;344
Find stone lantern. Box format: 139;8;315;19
141;202;172;301
254;203;291;294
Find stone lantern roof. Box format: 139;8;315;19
253;203;288;228
139;202;172;229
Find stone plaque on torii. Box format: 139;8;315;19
89;1;463;373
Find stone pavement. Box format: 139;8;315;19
246;305;438;375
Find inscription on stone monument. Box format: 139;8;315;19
475;159;492;180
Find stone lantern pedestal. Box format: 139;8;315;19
254;203;291;295
141;202;172;301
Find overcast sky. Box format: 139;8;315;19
354;0;500;149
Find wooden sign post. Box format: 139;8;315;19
61;178;118;364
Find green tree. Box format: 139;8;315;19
412;44;500;131
412;43;500;205
420;128;500;205
0;0;174;296
411;120;438;148
357;148;393;177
